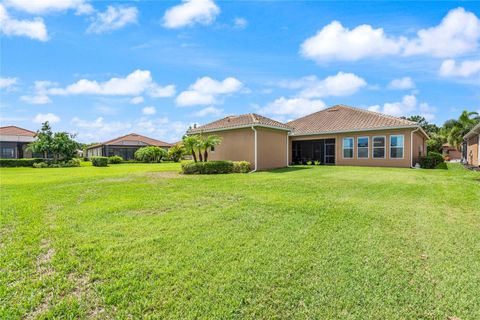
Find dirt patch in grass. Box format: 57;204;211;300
100;177;135;183
144;171;183;179
68;272;109;318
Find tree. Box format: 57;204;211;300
28;122;79;160
403;115;440;136
202;135;222;162
168;144;185;162
182;135;199;162
442;110;480;149
134;146;168;163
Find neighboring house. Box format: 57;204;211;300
441;143;462;161
85;133;172;160
0;126;41;158
464;123;480;167
187;105;429;170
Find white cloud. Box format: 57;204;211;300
388;77;415;90
176;76;243;106
193;106;223;117
142;106;156;115
87;6;138;34
439;59;480;78
404;8;480;57
0;77;18;90
34;113;60;124
301;20;404;62
4;0;93;15
301;7;480;62
20;81;54;104
233;17;247;29
0;4;48;41
259;97;326;118
130;96;144;104
368;94;436;120
295;72;367;98
48;70;175;98
163;0;220;29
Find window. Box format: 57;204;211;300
210;146;215;152
1;147;15;158
390;135;404;159
343;137;354;159
357;137;369;159
372;136;386;159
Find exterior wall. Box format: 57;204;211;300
466;135;479;166
412;130;427;166
290;128;424;168
205;128;255;165
86;146;103;158
256;128;288;170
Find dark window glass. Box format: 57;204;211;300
343;148;353;159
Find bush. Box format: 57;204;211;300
181;160;235;174
32;158;81;168
168;144;185;162
33;162;49;168
91;156;108;167
233;161;251;173
419;151;445;169
108;155;123;164
135;146;168;163
0;158;43;167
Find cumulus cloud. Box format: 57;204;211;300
233;17;247;29
193;106;223;117
0;77;18;90
4;0;93;15
297;72;367;98
259;97;326;118
48;70;175;99
20;81;55;104
34;113;60;124
368;94;436;120
142;106;156;115
163;0;220;29
388;77;415;90
176;76;243;106
301;7;480;62
439;59;480;78
0;4;48;41
130;96;144;104
87;6;138;34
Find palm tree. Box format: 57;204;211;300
442;110;480;149
202;135;222;162
182;135;199;162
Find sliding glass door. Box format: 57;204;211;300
292;139;335;165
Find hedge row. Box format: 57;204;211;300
181;160;251;174
33;158;81;168
419;151;445;169
91;156;109;167
0;158;44;167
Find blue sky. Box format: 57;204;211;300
1;0;479;143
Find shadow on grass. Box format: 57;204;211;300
435;162;449;170
266;166;313;173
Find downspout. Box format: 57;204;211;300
250;126;257;173
286;131;289;167
410;127;420;168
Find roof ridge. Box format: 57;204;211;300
0;125;37;135
336;104;418;125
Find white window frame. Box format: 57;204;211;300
372;136;386;159
389;134;405;159
342;137;354;159
357;136;369;159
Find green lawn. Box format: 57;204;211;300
1;163;479;319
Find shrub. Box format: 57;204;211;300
108;155;123;164
91;156;109;167
314;160;321;165
181;160;235;174
233;161;251;173
33;162;49;168
0;158;43;167
419;151;445;169
135;146;168;163
32;158;81;168
168;144;185;162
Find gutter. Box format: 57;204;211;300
411;126;420;168
250;126;258;173
286;131;289;167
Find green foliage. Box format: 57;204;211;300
0;158;43;167
426;134;444;153
108;156;123;164
181;134;222;162
91;156;109;167
33;162;49;168
181;160;235;174
314;160;321;165
202;134;222;162
404;115;440;136
306;161;313;165
28;122;80;160
419;151;445;169
32;158;81;168
134;146;168;163
441;110;480;149
233;161;251;173
182;135;199;162
167;144;185;162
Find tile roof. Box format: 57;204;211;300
87;133;172;149
0;125;36;137
188;113;292;134
287;105;419;136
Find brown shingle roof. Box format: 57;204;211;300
0;125;36;137
287;105;419;136
188;113;291;133
87;133;172;149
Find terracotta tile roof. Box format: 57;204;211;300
87;133;172;149
287;105;419;136
188;113;292;133
0;125;36;137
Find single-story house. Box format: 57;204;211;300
0;126;42;158
464;123;480;167
85;133;172;160
441;143;462;161
187;105;429;170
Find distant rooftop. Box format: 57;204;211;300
0;126;36;137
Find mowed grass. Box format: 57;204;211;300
1;163;479;319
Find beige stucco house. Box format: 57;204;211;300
464;123;480;167
187;105;429;170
